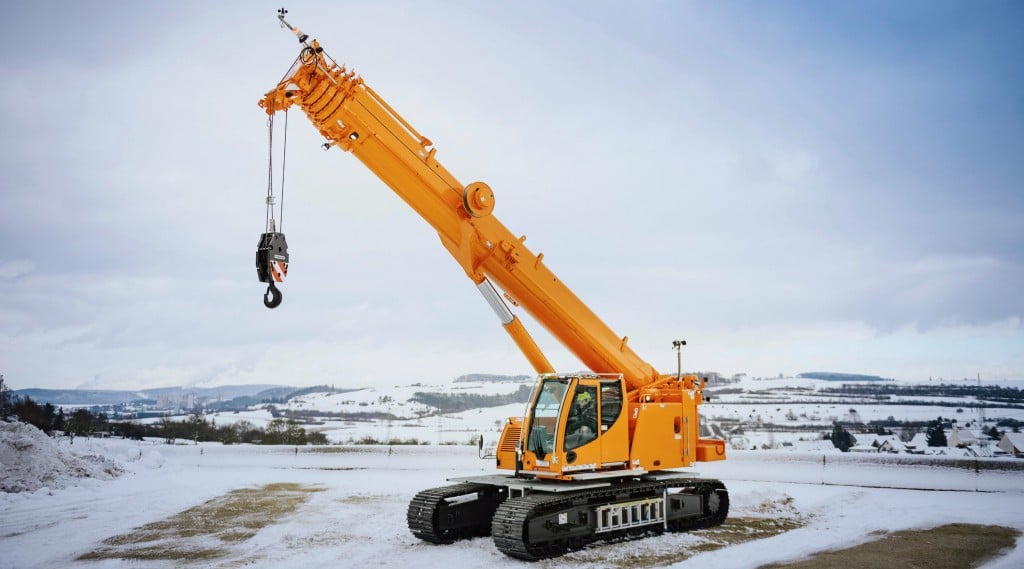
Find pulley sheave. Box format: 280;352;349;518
256;231;289;309
463;181;495;218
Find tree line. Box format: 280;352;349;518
2;388;327;446
116;416;328;445
826;420;949;452
2;388;108;437
411;384;533;413
827;417;1009;452
820;383;1024;404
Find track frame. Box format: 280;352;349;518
407;472;728;560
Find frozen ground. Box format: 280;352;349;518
1;436;1023;569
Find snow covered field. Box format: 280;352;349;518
2;435;1024;569
90;375;1020;457
702;376;1024;426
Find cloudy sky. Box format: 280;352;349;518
2;1;1022;391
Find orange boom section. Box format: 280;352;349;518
260;42;661;390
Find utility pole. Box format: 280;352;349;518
978;372;988;449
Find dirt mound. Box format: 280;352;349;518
0;420;124;493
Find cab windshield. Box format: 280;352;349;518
526;378;568;458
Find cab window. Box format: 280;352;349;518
564;384;598;451
600;380;623;430
526;379;567;457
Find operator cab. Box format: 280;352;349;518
521;374;628;476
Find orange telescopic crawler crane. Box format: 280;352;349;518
256;10;727;560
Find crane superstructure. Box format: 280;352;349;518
257;10;727;559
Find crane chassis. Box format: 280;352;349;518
409;473;727;560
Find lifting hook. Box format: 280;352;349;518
256;232;288;309
264;281;283;309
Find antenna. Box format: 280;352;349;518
277;8;310;45
672;340;686;381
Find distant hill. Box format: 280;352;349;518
453;374;532;383
14;384;290;406
798;372;892;382
13;389;146;406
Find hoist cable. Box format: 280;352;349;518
265;114;276;232
279;110;288;232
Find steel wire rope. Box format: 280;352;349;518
279;110;288;231
264;54;299;234
265;114;275;232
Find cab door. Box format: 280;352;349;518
597;378;628;467
560;380;601;470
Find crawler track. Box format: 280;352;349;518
409;477;727;559
491;478;728;560
406;482;506;543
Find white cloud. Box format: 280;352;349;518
1;3;1021;389
0;260;33;279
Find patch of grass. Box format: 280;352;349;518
78;483;323;562
560;494;806;568
562;516;805;569
692;516;804;550
79;544;226;562
291;466;366;471
303;446;401;453
759;523;1021;569
336;493;393;505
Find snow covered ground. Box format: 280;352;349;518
178;374;1024;451
6;376;1021;567
703;376;1024;426
705;402;1024;425
2;435;1023;569
0;422;126;493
